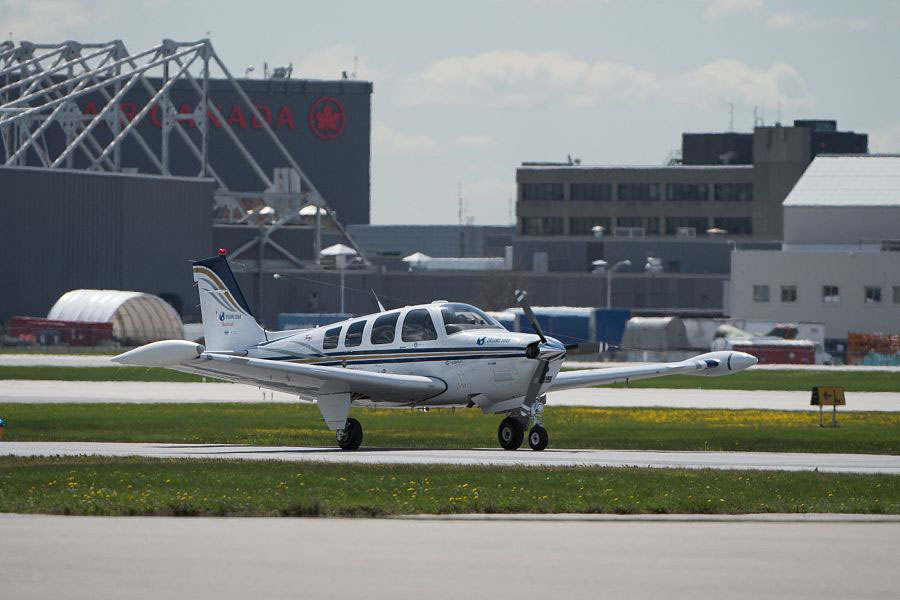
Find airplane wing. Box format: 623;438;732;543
548;351;756;393
112;340;446;403
186;353;447;403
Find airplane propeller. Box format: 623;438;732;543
514;289;547;343
514;289;559;421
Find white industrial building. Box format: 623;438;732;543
728;155;900;344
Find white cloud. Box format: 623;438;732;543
870;122;900;153
456;177;516;225
768;10;892;31
674;59;812;110
294;44;377;81
373;123;440;156
702;0;763;21
454;134;497;150
403;51;811;112
373;123;497;157
3;0;92;40
401;50;659;109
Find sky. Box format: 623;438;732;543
4;0;899;225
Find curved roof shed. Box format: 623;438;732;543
48;290;183;344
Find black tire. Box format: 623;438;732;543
497;417;524;450
528;425;549;451
337;417;363;451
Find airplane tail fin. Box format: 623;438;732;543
192;253;266;351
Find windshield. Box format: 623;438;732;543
440;303;504;335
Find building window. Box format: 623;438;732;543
713;217;753;235
666;183;709;201
521;183;564;201
616;217;643;228
714;183;753;201
823;285;840;303
569;217;610;235
617;182;660;201
864;286;882;304
665;216;709;236
753;285;770;302
571;183;611;201
521;217;563;235
781;285;797;302
646;217;660;235
894;286;900;303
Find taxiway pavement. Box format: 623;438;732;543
2;379;899;411
4;441;899;473
1;513;897;600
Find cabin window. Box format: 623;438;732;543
323;326;341;350
401;309;438;342
370;312;400;345
344;321;366;347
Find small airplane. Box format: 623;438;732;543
113;251;758;451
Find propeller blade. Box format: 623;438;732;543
514;289;547;344
523;358;550;410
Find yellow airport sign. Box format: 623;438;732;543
811;387;846;406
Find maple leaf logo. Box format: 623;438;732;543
316;104;341;130
308;97;346;140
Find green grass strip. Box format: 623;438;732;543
2;404;898;454
1;456;896;516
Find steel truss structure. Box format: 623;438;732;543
0;38;367;266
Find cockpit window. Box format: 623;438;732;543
440;303;504;335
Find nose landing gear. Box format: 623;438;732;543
498;394;549;451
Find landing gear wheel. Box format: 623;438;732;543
528;425;549;451
336;417;363;451
497;417;524;450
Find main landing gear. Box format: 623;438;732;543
498;395;549;451
336;417;363;451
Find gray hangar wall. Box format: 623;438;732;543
235;270;727;329
7;79;373;225
0;167;213;323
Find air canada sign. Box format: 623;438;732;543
78;96;346;141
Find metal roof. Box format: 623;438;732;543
47;290;183;344
783;155;900;207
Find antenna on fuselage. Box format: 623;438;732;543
371;290;386;312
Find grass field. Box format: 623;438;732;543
1;455;896;516
2;365;898;392
2;403;898;454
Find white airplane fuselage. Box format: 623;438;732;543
236;303;564;410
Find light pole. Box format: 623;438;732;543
592;259;631;309
320;243;358;314
606;260;631;309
